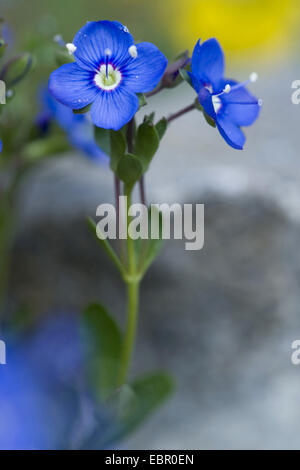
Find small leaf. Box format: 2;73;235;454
73;103;91;115
137;93;147;108
0;39;7;59
110;129;126;172
116;153;143;189
87;217;125;276
23;136;70;161
94;127;111;156
83;302;122;401
135;121;160;172
140;207;164;276
96;371;174;447
155;118;168;140
203;110;216;128
143;112;155;125
179;68;193;89
1;52;33;87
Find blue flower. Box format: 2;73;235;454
0;139;2;153
0;314;114;450
49;21;168;131
37;88;108;163
189;38;261;150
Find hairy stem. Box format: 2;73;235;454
167;102;196;123
117;190;140;386
145;83;164;98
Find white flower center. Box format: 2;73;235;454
94;64;122;91
212;95;222;114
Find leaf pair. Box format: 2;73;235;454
95;119;167;190
82;302;173;447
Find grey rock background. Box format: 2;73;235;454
10;61;300;449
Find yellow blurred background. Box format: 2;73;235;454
3;0;300;64
160;0;300;62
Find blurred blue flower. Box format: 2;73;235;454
189;38;261;150
37;88;108;163
49;20;167;130
0;314;114;450
0;139;2;153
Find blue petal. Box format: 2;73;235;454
0;140;2;152
188;71;201;94
191;38;225;90
73;21;134;71
216;115;246;150
49;63;98;110
220;79;260;126
197;86;217;120
90;88;139;130
123;42;168;93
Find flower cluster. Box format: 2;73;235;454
49;20;260;151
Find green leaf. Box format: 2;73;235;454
97;372;174;447
1;52;33;87
143;112;155;125
83;302;122;401
23;135;70;161
155;118;168;140
116;153;143;189
137;93;147;108
135;121;160;172
94;127;111;156
110;129;126;172
179;68;193;89
140;207;164;276
73;103;91;115
87;217;125;276
0;39;7;59
203;110;216;128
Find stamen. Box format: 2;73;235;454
129;45;138;59
226;72;259;94
214;84;231;97
105;48;112;79
249;72;258;83
66;43;77;55
54;34;65;46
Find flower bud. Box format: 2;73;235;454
0;38;7;59
0;52;33;87
161;50;190;89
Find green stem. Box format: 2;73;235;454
118;280;139;387
117;188;140;386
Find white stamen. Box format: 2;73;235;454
212;95;222;114
94;64;122;91
66;43;77;55
129;45;138;59
249;72;258;83
105;48;112;57
224;84;231;94
258;99;263;106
